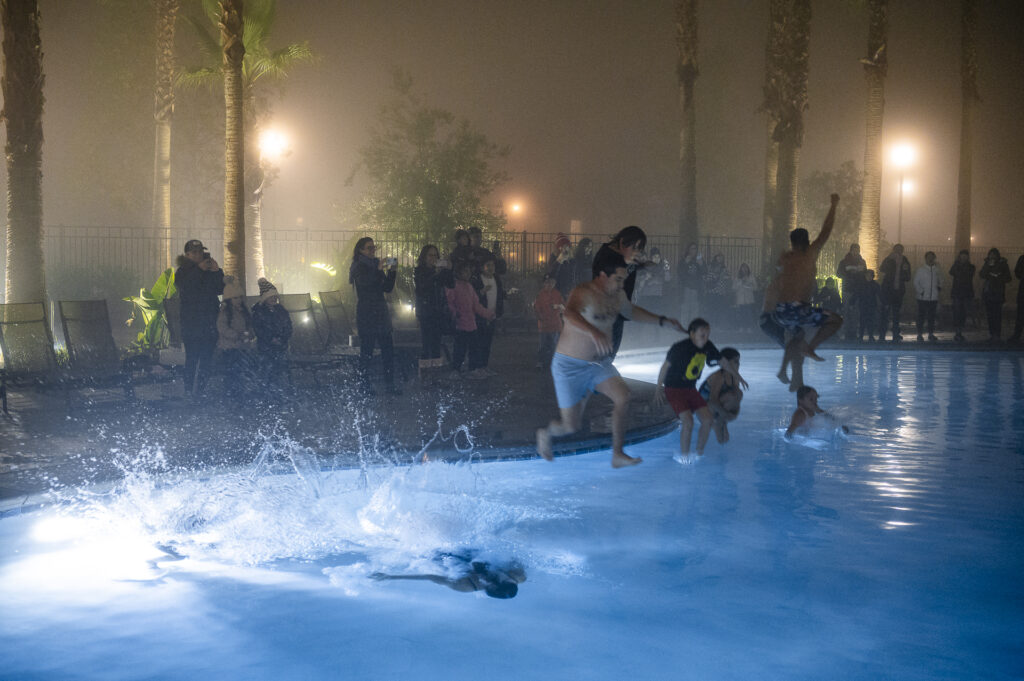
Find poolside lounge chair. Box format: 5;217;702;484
0;302;64;413
319;290;356;348
278;293;355;384
57;300;135;401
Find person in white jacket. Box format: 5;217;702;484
913;251;942;341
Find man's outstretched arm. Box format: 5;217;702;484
811;194;841;252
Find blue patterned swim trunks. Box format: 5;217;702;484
772;302;831;330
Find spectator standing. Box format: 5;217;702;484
812;278;843;314
591;226;648;358
949;249;976;342
450;230;473;274
467;227;507;276
704;253;732;321
469;256;503;378
350;237;400;395
414;244;453;364
878;244;912;342
216;276;254;400
533;273;564;370
175;239;225;397
637;247;670;309
836;244;866;340
732;263;757;330
859;270;880;341
913;251;942;341
677;242;705;328
570;238;594;290
251;277;292;395
1008;254;1024;344
446;262;494;378
978;247;1012;342
548;232;575;298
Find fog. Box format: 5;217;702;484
5;0;1023;246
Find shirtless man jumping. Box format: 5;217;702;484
536;253;684;468
770;193;844;390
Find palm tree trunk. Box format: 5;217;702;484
152;0;178;270
762;118;778;275
954;0;977;255
244;116;266;287
220;0;245;284
765;0;811;267
1;0;46;303
856;0;888;272
675;0;699;248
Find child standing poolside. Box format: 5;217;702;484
533;273;565;370
656;318;747;461
698;347;743;445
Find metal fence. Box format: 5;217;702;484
0;225;1017;303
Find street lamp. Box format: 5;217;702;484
890;143;916;243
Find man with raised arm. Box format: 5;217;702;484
536;253;684;468
770;194;844;390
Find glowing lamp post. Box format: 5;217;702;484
890;143;916;244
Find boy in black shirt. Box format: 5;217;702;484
656;318;747;462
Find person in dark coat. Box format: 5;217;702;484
878;243;911;342
1008;253;1024;344
449;230;474;275
350;236;399;394
569;238;594;290
836;243;866;340
949;249;976;342
175;239;225;396
469;254;504;377
251;277;292;394
590;226;647;358
547;232;575;298
413;244;453;362
466;226;507;276
858;270;881;341
978;247;1013;342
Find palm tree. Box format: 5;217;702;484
220;0;245;285
760;0;785;274
675;0;699;248
855;0;887;272
1;0;46;303
954;0;978;255
152;0;180;270
763;0;811;268
180;0;314;290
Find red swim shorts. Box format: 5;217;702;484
664;387;707;415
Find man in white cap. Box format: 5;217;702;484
175;239;224;397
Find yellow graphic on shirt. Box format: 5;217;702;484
684;353;707;381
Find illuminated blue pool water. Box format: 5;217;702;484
1;350;1022;680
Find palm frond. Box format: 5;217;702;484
185;13;221;64
250;41;317;83
176;66;220;90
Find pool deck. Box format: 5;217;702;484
1;328;1020;509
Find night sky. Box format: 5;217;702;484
6;0;1024;246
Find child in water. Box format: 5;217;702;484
656;318;747;462
785;385;849;439
698;347;743;445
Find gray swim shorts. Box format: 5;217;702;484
550;352;620;408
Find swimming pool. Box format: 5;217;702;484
1;350;1021;680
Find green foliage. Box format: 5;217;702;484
798;160;863;245
123;268;177;353
347;71;511;245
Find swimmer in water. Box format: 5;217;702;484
370;551;526;599
785;385;849;438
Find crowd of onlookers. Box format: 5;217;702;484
174;232;1024;401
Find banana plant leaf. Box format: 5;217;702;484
124;268;177;353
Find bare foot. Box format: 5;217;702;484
804;348;825;361
611;451;642;468
536;427;554;462
673;452;694;465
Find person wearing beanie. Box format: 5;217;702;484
175;239;225;397
251;277;292;395
350;237;400;395
216;276;255;401
547;233;574;298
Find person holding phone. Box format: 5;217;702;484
175;239;224;398
350;237;400;395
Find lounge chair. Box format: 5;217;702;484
0;302;63;413
57;300;135;401
319;290;356;348
277;293;354;384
